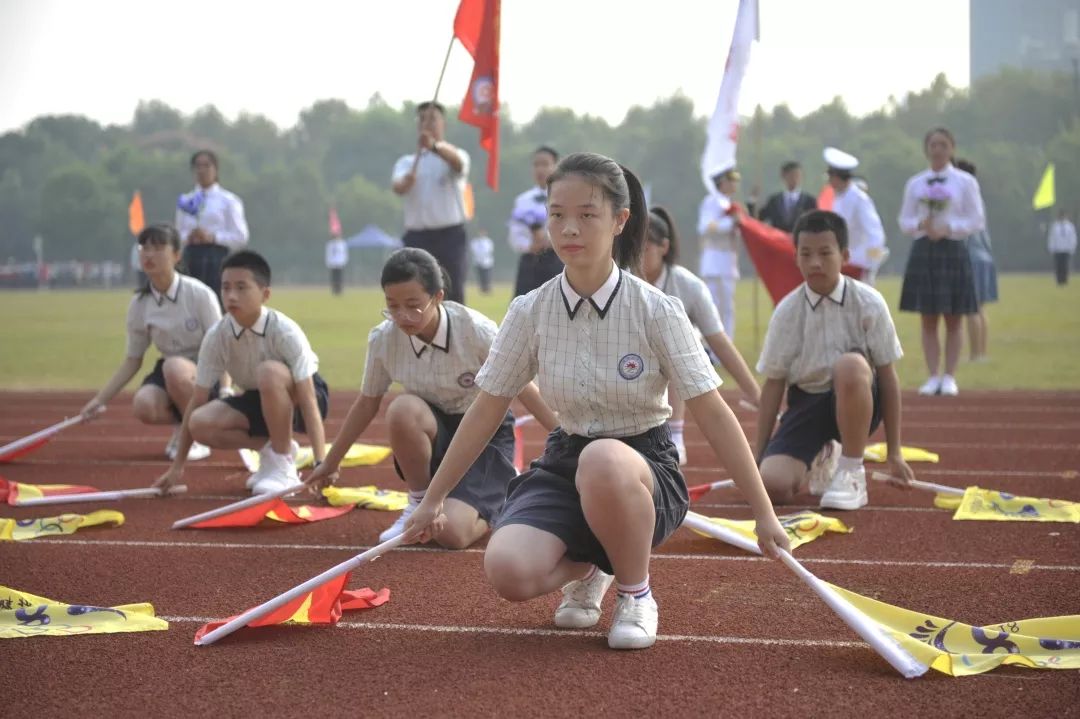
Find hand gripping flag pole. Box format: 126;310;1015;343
15;485;187;507
195;534;405;646
0;409;103;463
171;483;306;529
680;512;928;678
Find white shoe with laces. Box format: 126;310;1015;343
165;426;181;460
819;464;868;511
807;440;841;497
607;592;659;650
378;497;420;543
553;570;614;629
186;442;211;461
939;375;959;396
246;440;299;489
918;376;943;396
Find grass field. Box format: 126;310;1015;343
0;274;1077;392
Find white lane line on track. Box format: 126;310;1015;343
684;467;1078;479
22;538;1080;572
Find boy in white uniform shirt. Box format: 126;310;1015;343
403;153;789;650
305;248;556;549
154;250;329;496
756;210;914;510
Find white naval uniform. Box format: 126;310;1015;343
696;193;739;340
831;182;887;273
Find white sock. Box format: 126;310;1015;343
837;455;863;472
616;575;651;600
669;420;685;446
407;489;426;506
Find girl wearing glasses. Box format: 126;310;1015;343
305;248;557;548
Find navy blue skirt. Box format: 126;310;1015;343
899;237;978;315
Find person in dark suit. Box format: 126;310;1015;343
757;161;818;232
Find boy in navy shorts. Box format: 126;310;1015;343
755;210;914;509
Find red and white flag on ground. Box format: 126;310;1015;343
701;0;758;196
187;499;355;528
0;477;99;505
454;0;501;190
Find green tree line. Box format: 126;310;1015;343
1;68;1077;282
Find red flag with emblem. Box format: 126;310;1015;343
454;0;501;190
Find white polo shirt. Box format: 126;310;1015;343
757;277;903;394
174;183;250;249
361;302;498;415
898;165;986;243
125;273;221;362
652;263;726;337
476;263;722;438
195;306;319;391
391;149;471;231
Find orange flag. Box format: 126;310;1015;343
188;498;355;528
128;191;145;236
0;477;100;505
194;576;389;643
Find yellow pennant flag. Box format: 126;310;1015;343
0;586;167;639
828;583;1080;676
322;485;408;512
688;511;851;551
240;443;391;472
950;487;1079;523
1032;163;1055;210
0;510;124;541
863;443;939;463
128;190;145;236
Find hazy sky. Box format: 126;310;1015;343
0;0;971;133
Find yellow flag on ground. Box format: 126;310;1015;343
0;586;167;639
863;443;939;463
322;485;408;512
688;511;851;551
0;510;124;541
128;190;145;236
240;443;391;472
828;583;1080;676
949;487;1080;523
1033;163;1056;210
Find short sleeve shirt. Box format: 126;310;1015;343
756;277;903;393
653;263;725;337
360;302;498;415
391;149;471;230
195;306;319;391
476;264;722;438
125;273;221;361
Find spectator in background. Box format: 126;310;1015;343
470;228;495;294
1048;208;1077;286
325;235;348;296
954;159;997;362
757;161;817;232
509;146;562;298
697;167;742;340
175;150;250;302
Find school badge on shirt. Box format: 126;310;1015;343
185;317;199;331
618;354;644;380
457;372;476;388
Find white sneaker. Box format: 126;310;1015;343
186;442;211;461
608;593;659;650
165;426;181;460
676;441;688;466
940;375;959;396
918;376;943;396
246;440;299;489
807;440;841;497
819;465;868;511
553;569;614;628
378;498;420;543
249;446;301;496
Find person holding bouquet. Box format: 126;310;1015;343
509;146;563;298
898;128;985;396
175;150;250;303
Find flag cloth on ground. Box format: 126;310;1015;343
193;575;389;643
188;500;354;529
128;191;145;236
0;510;123;541
932;487;1080;522
1033;163;1055;210
1;585;168;639
240;443;391;472
687;510;851;551
827;584;1080;676
322;485;408;512
454;0;501;190
0;478;100;505
863;443;940;463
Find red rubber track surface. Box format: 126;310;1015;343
2;390;1079;717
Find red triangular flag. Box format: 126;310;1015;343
0;477;101;505
454;0;501;190
189;499;354;528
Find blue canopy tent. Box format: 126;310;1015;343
342;224;402;284
345;224;402;250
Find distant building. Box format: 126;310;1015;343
970;0;1080;81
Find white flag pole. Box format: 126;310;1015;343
14;485;187;507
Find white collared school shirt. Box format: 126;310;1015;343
174;183;250;249
391;149;471;231
125;273;221;362
195;306;319;391
476;263;722;438
898;165;986;243
757;277;903;394
361;302;498;415
651;263;725;337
